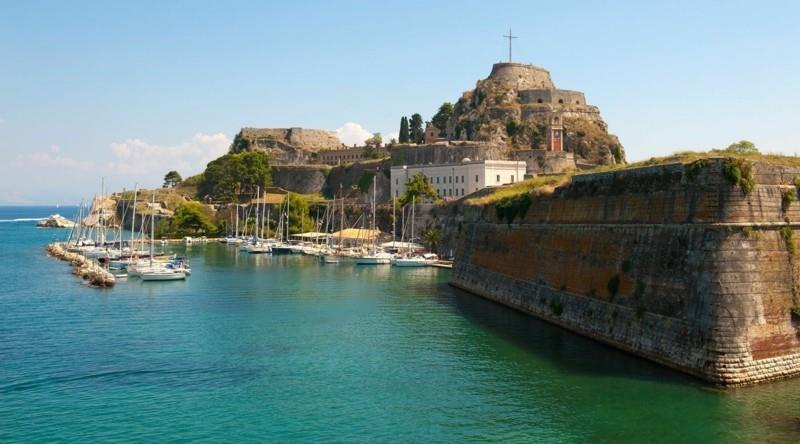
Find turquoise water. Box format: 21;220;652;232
1;206;799;443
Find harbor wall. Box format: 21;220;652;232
449;159;800;386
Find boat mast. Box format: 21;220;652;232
149;192;155;266
339;185;344;251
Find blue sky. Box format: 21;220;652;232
1;0;798;204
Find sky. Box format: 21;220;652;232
1;0;798;204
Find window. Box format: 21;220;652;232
449;176;452;184
511;175;515;183
395;190;398;197
496;175;500;183
461;176;465;183
537;98;543;103
475;174;479;182
395;178;398;185
436;177;439;184
461;188;464;196
455;176;458;183
558;99;564;104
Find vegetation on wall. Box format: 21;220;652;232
357;171;375;194
229;131;251;153
781;226;796;256
495;193;532;226
283;193;315;235
722;158;755;194
782;188;797;211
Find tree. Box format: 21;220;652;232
163;170;182;188
173;201;217;234
283;193;314;235
421;226;442;252
409;113;424;144
431;102;453;137
399;116;410;143
364;132;382;148
725;140;758;155
199;150;272;201
400;173;440;205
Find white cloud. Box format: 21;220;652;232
336;122;374;146
19;151;96;171
106;132;230;176
0;118;5;124
49;144;61;153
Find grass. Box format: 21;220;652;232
464;173;573;205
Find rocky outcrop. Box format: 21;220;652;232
447;62;623;166
37;214;75;228
230;127;343;164
448;158;800;386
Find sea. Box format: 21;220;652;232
1;205;799;443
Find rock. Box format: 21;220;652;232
37;214;75;228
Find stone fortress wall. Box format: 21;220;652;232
240;127;342;152
488;62;555;89
448;159;800;386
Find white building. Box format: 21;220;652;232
390;160;527;201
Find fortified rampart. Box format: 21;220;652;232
390;142;507;166
239;127;341;152
488;63;555;89
448;159;800;386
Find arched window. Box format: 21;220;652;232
576;101;580;104
537;98;543;103
558;99;564;104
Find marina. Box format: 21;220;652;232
3;206;800;442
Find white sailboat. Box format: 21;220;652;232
140;193;186;281
356;174;391;265
393;196;433;267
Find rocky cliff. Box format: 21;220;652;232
447;62;623;166
447;157;800;386
230;127;343;164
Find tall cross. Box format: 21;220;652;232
503;28;517;62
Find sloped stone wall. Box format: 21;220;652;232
450;159;800;386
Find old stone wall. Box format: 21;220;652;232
390;142;508;166
448;159;800;386
240;127;341;152
512;150;576;175
488;63;555;89
271;165;331;195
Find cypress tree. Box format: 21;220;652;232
409;113;424;144
399;116;410;143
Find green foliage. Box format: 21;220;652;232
722;158;755;194
495;193;533;226
283;193;314;235
794;176;800;189
684;158;710;182
198;151;272;202
173;201;217;234
611;145;623;164
409;113;424;144
182;174;203;187
229;132;251;153
724;140;758;155
399;116;410;144
163;170;182;188
607;274;621;300
782;188;797;211
431;102;453;137
781;226;796;255
505;119;521;137
421;227;442;251
364;133;382;149
399;173;439;205
357;171;375;194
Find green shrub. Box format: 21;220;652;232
781;226;796;255
722;158;755;194
495;193;533;226
684;159;710;182
782;188;797;211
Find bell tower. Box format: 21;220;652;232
547;115;564;152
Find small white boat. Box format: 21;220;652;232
393;253;437;267
141;269;187;281
321;254;340;264
356;251;393;265
245;243;271;254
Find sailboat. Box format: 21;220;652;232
393;196;433;267
140;193;187;281
356;174;391;265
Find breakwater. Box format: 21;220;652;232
46;243;115;287
450;158;800;386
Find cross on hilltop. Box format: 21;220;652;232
503;28;517;62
